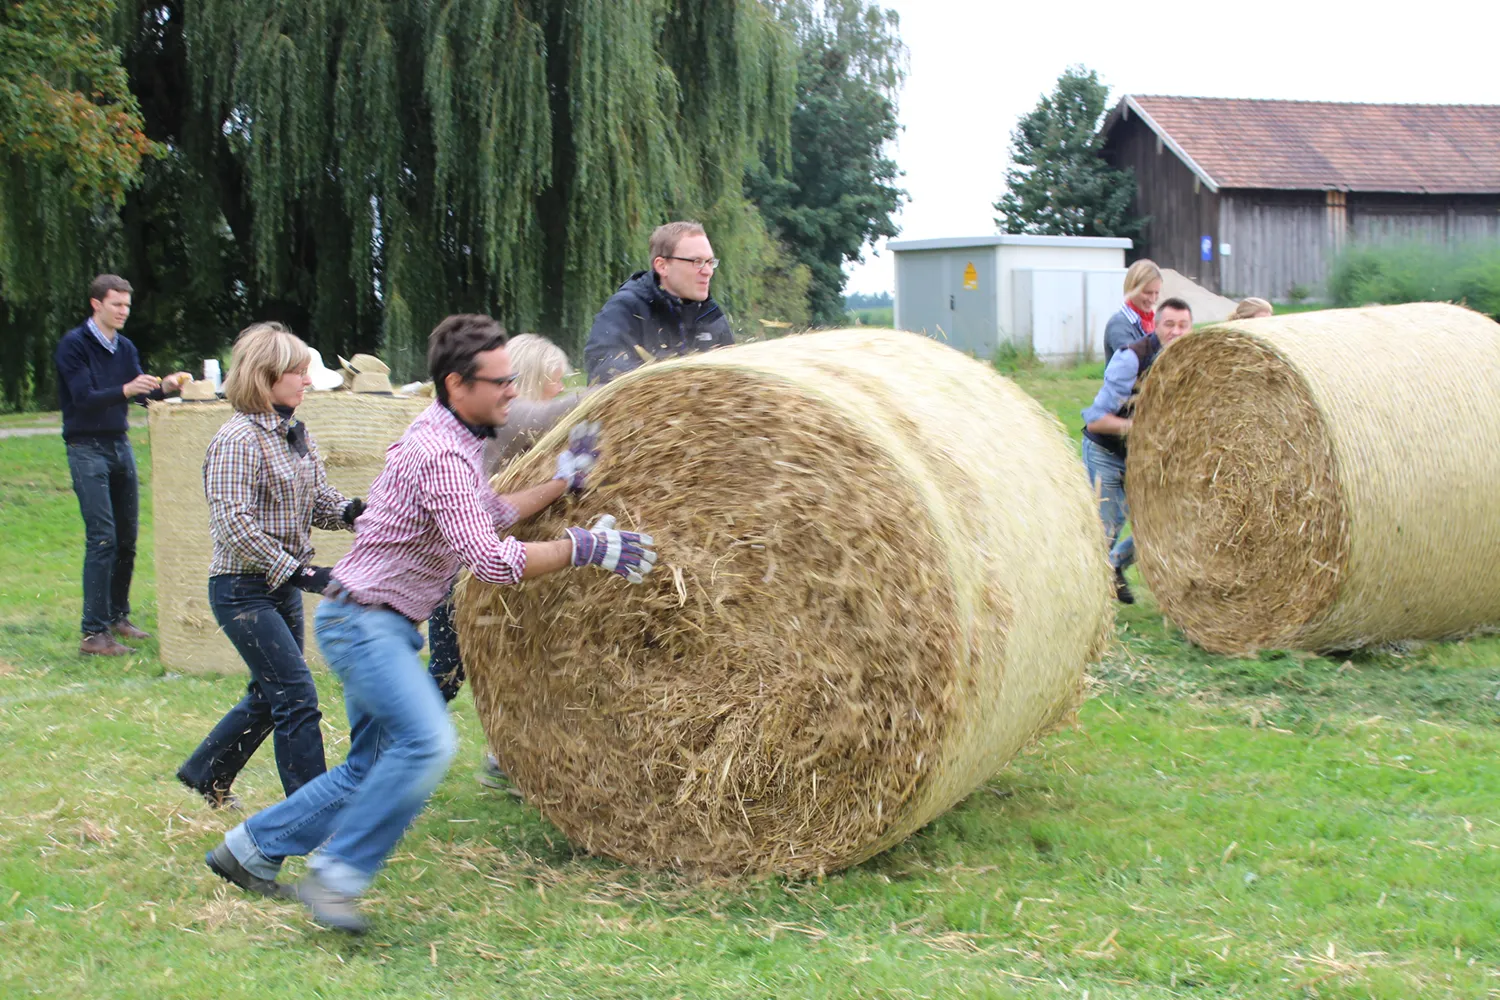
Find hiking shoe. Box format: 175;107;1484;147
205;841;293;900
80;632;131;656
294;871;368;934
476;754;523;797
111;619;152;641
1114;568;1136;605
176;769;243;811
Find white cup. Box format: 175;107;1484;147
204;359;222;390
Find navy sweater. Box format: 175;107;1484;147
55;323;163;441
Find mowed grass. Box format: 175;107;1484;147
2;381;1498;999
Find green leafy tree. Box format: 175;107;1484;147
747;0;906;327
0;0;797;408
0;0;159;407
993;65;1142;239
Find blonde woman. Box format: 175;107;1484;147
178;323;361;812
1104;259;1163;356
1230;297;1273;320
484;333;592;473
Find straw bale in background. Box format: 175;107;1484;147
150;393;429;674
1127;302;1500;653
456;329;1112;875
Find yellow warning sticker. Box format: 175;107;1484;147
962;261;979;290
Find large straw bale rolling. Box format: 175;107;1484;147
456;329;1112;876
1127;302;1500;654
149;393;429;674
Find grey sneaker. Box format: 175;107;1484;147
294;871;368;935
476;754;523;797
205;841;293;899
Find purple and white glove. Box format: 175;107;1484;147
554;421;601;494
566;514;657;584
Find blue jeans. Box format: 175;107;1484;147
178;574;326;797
225;595;457;896
1083;437;1134;572
65;436;139;635
426;588;465;703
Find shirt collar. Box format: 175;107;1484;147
86;318;119;353
246;409;294;433
438;399;496;439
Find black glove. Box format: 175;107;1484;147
342;498;365;525
292;565;334;594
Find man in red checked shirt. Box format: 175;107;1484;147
205;314;655;933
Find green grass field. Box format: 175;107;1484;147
2;374;1497;999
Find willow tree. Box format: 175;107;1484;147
182;0;795;373
0;0;155;407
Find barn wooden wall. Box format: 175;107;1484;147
1349;194;1500;244
1102;117;1221;288
1218;192;1330;300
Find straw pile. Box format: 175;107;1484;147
455;329;1112;876
1127;302;1500;654
150;393;429;674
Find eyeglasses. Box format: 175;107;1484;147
469;373;520;388
663;256;720;271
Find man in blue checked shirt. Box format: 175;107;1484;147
1081;296;1194;604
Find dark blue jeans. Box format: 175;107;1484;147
426;590;465;703
178;574;327;797
65;435;138;636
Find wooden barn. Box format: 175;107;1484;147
1098;96;1500;300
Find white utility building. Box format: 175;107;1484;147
888;235;1132;363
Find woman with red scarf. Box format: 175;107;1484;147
1104;260;1162;356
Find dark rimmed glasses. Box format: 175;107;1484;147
663;256;720;271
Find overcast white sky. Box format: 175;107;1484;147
844;0;1500;294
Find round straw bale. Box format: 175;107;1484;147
456;329;1112;876
149;393;429;673
1127;302;1500;654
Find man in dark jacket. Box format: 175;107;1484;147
583;220;734;383
55;274;191;655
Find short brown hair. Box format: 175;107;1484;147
649;221;707;266
88;274;133;304
428;314;508;402
223;322;313;413
1158;296;1192;318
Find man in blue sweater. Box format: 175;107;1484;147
56;275;192;656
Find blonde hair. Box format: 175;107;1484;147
223;322;312;413
1123;259;1163;299
505;333;569;401
1230;297;1273;320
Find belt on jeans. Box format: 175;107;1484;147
324;580;418;627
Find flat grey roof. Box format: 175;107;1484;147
887;235;1134;251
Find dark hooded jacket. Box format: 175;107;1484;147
583;270;734;384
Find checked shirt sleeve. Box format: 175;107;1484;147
418;447;527;586
477;484;520;531
204;432;303;589
307;433;353;532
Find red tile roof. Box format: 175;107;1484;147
1112;96;1500;194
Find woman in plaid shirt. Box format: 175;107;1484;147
176;323;363;808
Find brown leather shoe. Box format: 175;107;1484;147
111;619;152;641
81;633;131;656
